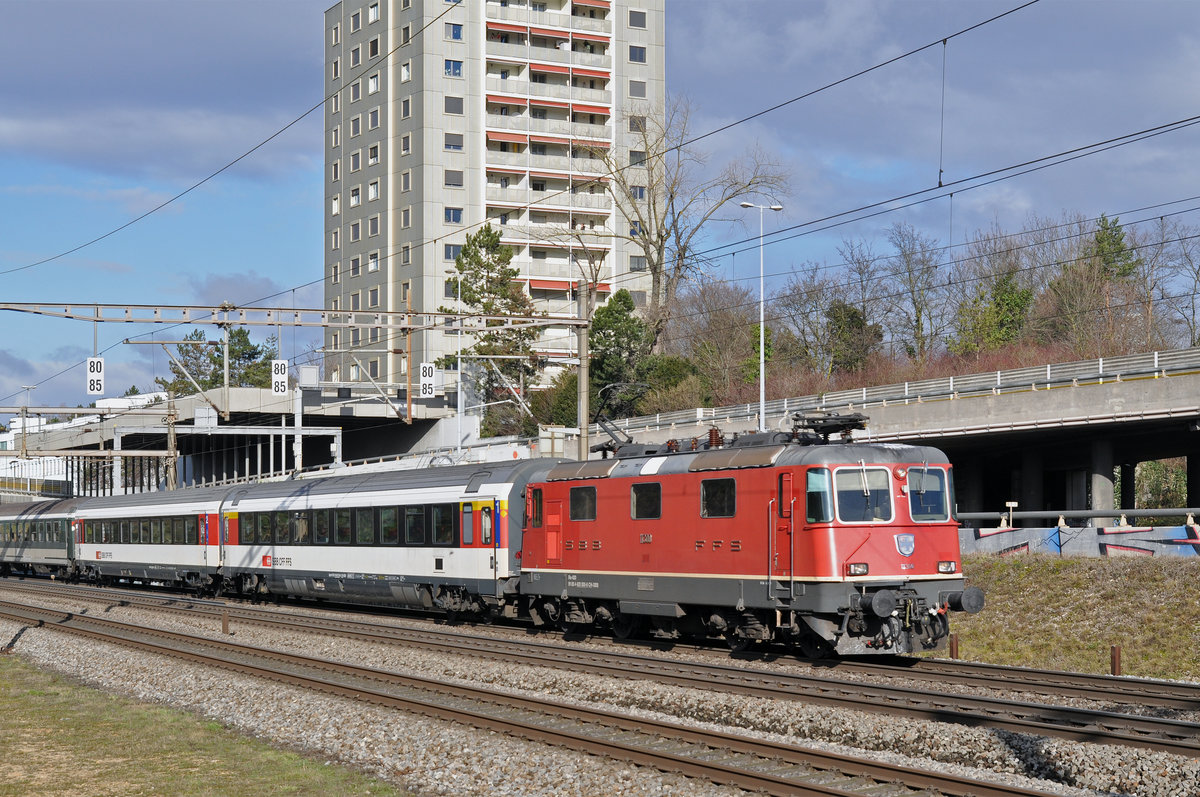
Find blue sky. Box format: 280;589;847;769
3;0;1200;413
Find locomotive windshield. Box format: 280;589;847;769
907;467;950;522
833;467;893;522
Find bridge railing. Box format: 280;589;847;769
596;347;1200;436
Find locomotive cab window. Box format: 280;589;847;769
529;488;543;528
834;466;893;523
907;467;950;522
631;482;661;520
806;468;833;522
700;478;736;518
569;486;597;521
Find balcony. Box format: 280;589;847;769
486;39;612;71
486;77;611;106
486;113;610;141
486;3;611;35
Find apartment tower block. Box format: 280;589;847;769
323;0;665;397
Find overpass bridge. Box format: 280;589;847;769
592;348;1200;521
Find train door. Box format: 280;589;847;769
777;471;796;595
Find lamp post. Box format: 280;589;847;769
445;268;463;456
739;201;783;433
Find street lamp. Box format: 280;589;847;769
445;269;463;456
739;201;783;433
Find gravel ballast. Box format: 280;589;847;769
2;589;1197;796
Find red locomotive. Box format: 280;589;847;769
520;413;983;655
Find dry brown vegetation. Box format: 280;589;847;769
953;554;1200;680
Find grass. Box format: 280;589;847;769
0;655;407;797
953;554;1200;680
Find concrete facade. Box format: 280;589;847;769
322;0;663;392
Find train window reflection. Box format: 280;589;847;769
569;486;597;521
405;507;426;544
700;478;736;518
431;504;454;545
631;482;661;520
834;467;893;523
380;507;400;545
907;467;949;522
806;468;833;523
313;509;331;544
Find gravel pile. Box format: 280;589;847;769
3;589;1197;796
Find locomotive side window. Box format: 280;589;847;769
151;519;162;544
806;469;833;522
273;512;290;545
631;482;661;519
700;478;736;518
292;512;310;544
834;467;893;523
140;519;151;544
569;486;597;521
405;507;426;544
381;507;400;545
481;506;493;545
530;488;543;528
185;517;199;545
907;467;950;522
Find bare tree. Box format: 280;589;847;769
601;96;789;347
884;222;947;363
774;261;839;376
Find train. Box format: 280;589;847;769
0;413;983;656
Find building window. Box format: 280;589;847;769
331;58;340;80
445;244;462;260
446;22;462;40
331;126;340;147
351;292;361;311
331;296;340;312
351;46;361;68
331;160;340;181
331;331;340;350
445;132;463;151
630;185;647;200
401;97;411;118
445;207;463;224
350;363;360;381
401;207;411;227
401;24;411;45
350;187;361;207
532;249;547;260
368;74;380;94
350;256;360;276
444;279;457;299
401;134;411;154
330;195;340;215
630;150;647;166
401;244;410;265
368;108;379;129
330;229;340;250
368;180;379;201
350;11;361;31
629;115;646;133
368;3;379;23
369;287;379;308
530;143;547;156
368;216;379;237
445;96;464;114
368;144;379;165
368;37;380;58
401;170;410;191
630;255;647;272
629;9;647;28
331;263;340;283
331;24;340;46
531;179;546;192
350;81;361;102
369;359;379;379
350;151;361;171
330;93;340;114
370;327;379;343
530;107;548;120
350;221;361;242
444;170;463;187
445;59;463;78
350;116;360;137
629;45;647;63
401;61;412;82
368;252;379;271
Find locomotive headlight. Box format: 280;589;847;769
847;562;869;576
937;560;958;574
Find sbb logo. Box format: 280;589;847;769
262;555;272;567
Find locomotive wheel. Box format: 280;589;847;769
611;612;643;641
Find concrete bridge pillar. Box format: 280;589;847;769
1091;438;1115;528
1020;450;1044;526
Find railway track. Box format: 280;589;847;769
0;598;1059;797
4;578;1200;760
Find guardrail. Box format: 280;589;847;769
596;347;1200;436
